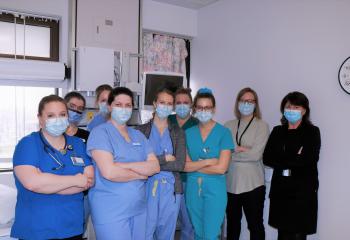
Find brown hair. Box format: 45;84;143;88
153;87;174;103
193;89;216;112
174;87;193;103
64;91;86;107
38;95;67;116
108;87;134;107
95;84;113;104
234;87;262;119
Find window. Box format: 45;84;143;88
0;86;55;160
0;12;59;61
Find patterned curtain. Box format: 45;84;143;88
143;33;188;74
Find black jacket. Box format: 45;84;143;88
135;119;186;194
263;122;321;234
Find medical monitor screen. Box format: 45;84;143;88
144;74;184;105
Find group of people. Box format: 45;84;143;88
10;84;321;240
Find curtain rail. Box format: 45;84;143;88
0;8;60;21
143;29;193;40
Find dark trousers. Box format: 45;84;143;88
51;234;83;240
278;231;307;240
20;235;82;240
226;185;266;240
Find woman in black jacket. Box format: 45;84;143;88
263;92;321;240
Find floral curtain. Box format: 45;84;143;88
143;33;188;74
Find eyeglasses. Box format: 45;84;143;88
195;106;214;111
239;99;256;104
67;103;85;112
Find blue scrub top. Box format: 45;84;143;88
11;131;92;240
86;122;153;224
87;113;107;131
185;123;234;177
148;123;174;179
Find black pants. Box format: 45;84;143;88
20;235;83;240
278;231;307;240
226;185;266;240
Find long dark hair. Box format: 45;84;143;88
280;91;312;125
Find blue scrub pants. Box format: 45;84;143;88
93;211;146;240
179;182;194;240
186;175;227;240
146;177;181;240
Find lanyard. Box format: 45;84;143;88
235;117;254;146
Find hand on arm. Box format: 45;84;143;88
183;154;218;172
117;153;160;177
92;150;148;182
234;123;269;162
263;126;321;169
83;166;95;188
235;146;250;153
198;149;231;174
165;154;176;162
14;165;89;194
158;128;186;172
57;165;95;195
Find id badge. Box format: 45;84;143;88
71;156;85;166
282;169;291;177
132;142;141;147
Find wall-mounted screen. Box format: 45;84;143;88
143;72;185;106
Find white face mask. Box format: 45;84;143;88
45;117;69;137
194;110;213;123
111;107;132;125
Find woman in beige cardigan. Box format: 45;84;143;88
225;87;269;240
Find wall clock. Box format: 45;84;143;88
338;56;350;94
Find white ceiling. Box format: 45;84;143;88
151;0;220;9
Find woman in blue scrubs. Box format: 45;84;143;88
87;84;113;131
136;87;186;240
11;95;94;240
169;87;198;240
184;88;234;240
87;87;160;240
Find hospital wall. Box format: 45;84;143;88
142;0;197;37
190;0;350;240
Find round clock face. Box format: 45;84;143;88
338;57;350;94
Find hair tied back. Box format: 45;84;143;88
198;87;213;95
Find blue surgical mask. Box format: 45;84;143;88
238;102;255;116
68;109;83;124
111;107;132;125
45;117;69;137
194;110;213;123
156;104;173;119
99;102;109;115
284;109;302;124
175;104;191;119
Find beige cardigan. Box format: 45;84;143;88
224;118;269;194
